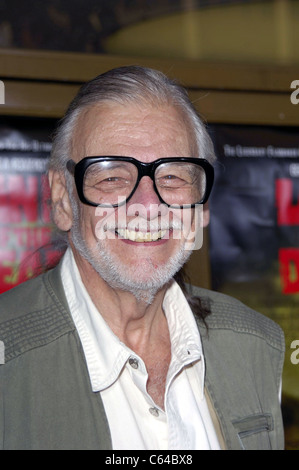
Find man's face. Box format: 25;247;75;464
63;102;205;300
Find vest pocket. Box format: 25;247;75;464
232;413;273;450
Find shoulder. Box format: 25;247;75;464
0;266;74;363
0;263;68;320
191;285;285;353
0;271;49;321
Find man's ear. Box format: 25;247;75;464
48;169;74;232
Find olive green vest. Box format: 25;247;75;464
0;264;284;450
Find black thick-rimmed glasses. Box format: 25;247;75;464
66;156;214;208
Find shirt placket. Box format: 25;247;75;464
126;354;169;449
164;350;202;449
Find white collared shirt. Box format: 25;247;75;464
61;248;220;450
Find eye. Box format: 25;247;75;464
102;176;124;182
163;174;178;180
157;173;189;188
92;175;131;192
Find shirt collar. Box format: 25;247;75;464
162;282;205;389
61;248;131;391
61;248;205;394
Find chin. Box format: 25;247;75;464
97;243;191;298
71;224;190;300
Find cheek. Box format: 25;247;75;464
168;208;196;245
182;207;205;251
182;207;202;232
76;205;103;244
94;206;118;242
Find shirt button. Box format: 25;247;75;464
149;407;160;417
128;357;139;369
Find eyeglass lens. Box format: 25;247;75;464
82;160;207;206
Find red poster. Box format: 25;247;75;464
0;117;61;294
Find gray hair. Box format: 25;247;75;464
49;65;216;174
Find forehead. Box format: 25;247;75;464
71;101;195;161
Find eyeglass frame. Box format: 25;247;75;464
66;156;214;208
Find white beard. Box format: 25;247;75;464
70;202;191;304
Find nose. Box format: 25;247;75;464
127;176;163;219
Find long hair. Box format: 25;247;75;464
174;269;211;324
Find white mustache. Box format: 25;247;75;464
95;203;185;231
103;216;183;233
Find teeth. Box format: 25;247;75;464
117;228;167;242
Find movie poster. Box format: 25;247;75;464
209;124;299;450
0;117;61;294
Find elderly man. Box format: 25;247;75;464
0;66;284;450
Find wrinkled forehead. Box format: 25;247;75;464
70;101;197;163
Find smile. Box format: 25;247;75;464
116;228;167;242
